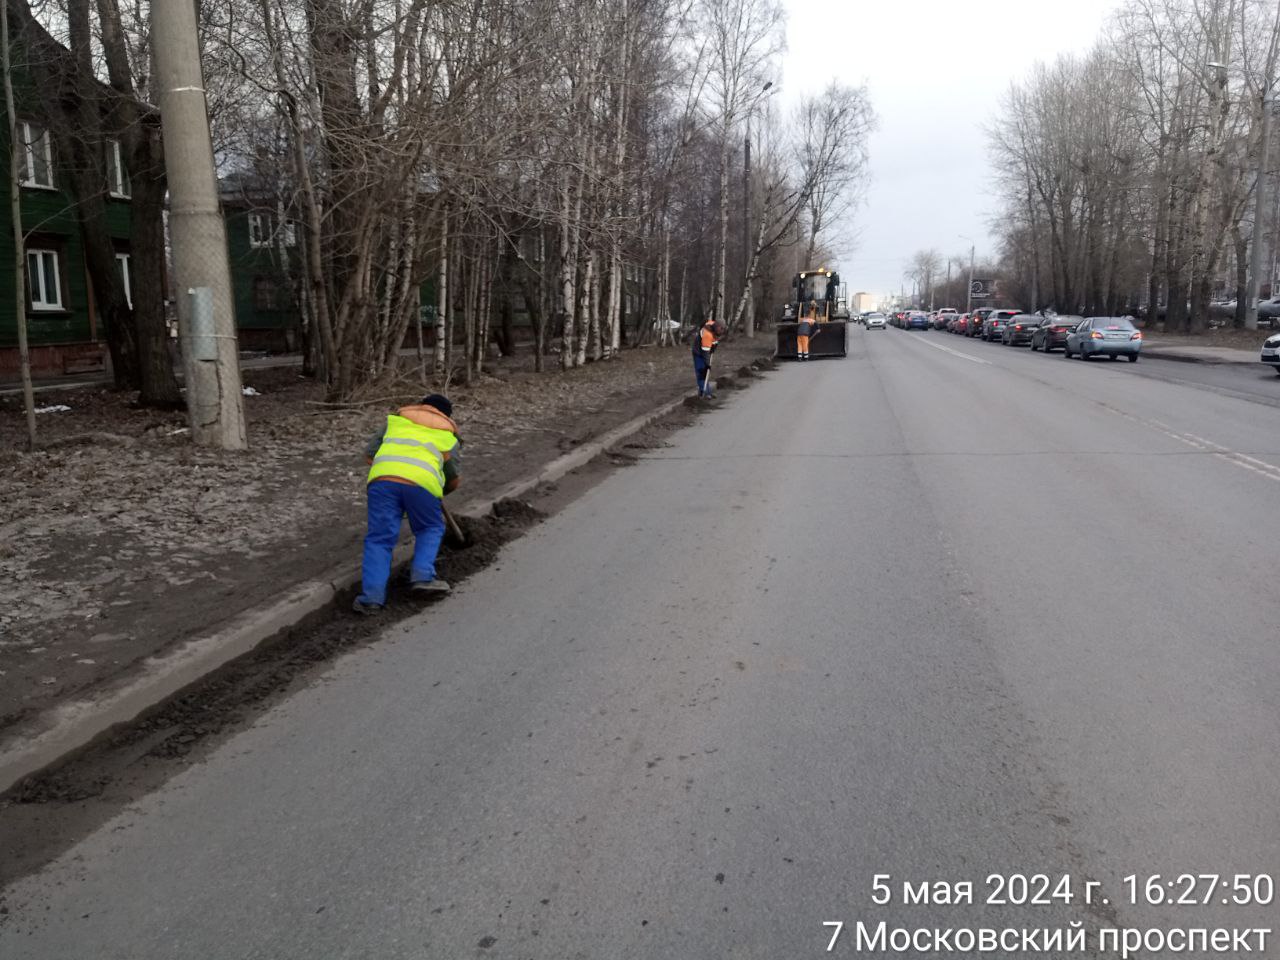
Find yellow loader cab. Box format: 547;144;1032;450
776;268;850;359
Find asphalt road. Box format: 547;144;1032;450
4;327;1279;958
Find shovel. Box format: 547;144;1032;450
441;502;468;547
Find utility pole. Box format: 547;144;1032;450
967;243;975;315
153;0;247;449
1246;92;1273;331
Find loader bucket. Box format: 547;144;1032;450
775;321;848;359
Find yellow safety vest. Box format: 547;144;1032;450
366;414;458;498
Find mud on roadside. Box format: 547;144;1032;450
0;342;769;731
0;352;776;892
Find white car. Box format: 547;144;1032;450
1262;333;1280;374
866;313;887;329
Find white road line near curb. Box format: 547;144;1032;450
902;334;992;365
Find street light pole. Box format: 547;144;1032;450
959;235;975;315
1246;92;1273;331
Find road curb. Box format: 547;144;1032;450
1141;348;1258;367
0;384;715;796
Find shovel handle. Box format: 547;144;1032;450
441;503;466;545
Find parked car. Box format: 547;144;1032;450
981;309;1022;341
1256;297;1280;328
866;312;887;330
1030;315;1082;353
1001;314;1040;346
967;307;994;337
934;307;958;330
905;311;930;330
1064;316;1142;361
1261;332;1280;373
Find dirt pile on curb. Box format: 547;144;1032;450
8;499;545;806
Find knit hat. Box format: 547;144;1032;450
420;393;453;418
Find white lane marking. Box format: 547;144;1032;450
894;333;1280;485
904;334;992;365
1114;412;1280;485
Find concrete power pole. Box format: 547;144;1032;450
967;244;975;315
153;0;246;449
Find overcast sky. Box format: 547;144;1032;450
778;0;1125;300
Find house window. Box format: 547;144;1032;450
19;122;54;189
253;277;281;311
107;140;131;198
27;248;63;310
249;213;271;248
116;253;133;308
249;213;297;248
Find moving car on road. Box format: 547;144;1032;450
1001;315;1039;346
1030;315;1082;353
1261;332;1280;373
866;312;887;329
1064;316;1142;362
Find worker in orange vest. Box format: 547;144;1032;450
796;300;819;360
691;318;725;398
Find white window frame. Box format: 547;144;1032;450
27;248;63;311
107;140;131;198
248;213;271;248
116;252;133;308
20;121;54;189
282;219;297;247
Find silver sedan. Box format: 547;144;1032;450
1064;317;1142;362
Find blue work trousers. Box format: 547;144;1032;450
693;353;713;396
357;480;445;606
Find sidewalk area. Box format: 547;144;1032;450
0;340;768;740
0;352;309;397
1142;330;1268;365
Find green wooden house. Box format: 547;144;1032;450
219;173;303;353
220;170;441;354
0;118;133;379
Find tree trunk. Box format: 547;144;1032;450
715;119;730;322
129;127;182;406
434;207;448;381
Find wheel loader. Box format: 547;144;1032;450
776;267;850;359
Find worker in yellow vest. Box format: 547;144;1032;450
353;394;461;614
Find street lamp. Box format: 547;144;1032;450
1246;89;1274;331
